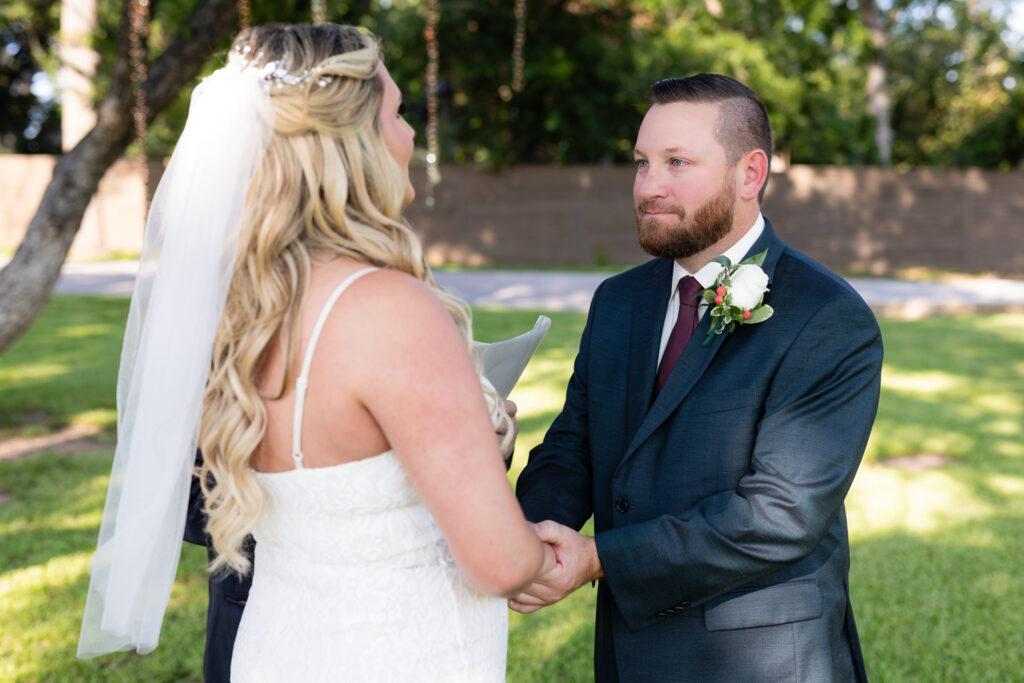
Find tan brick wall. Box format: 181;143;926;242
405;165;1024;275
0;156;152;257
766;166;1024;275
2;157;1021;275
405;165;647;267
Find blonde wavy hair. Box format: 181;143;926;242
199;23;509;576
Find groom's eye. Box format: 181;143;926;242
634;159;648;168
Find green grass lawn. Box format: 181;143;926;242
2;297;1023;681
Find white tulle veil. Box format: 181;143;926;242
77;55;275;658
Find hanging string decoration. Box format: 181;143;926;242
424;0;441;210
312;0;327;25
128;0;150;208
511;0;527;93
238;0;251;30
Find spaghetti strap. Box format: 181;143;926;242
290;266;378;469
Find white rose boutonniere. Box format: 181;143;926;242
701;249;774;346
729;264;770;310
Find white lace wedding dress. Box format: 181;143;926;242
230;268;508;682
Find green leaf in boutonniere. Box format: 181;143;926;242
701;249;773;346
740;249;767;268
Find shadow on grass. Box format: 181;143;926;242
852;518;1024;681
0;452;114;573
0;454;208;682
0;296;128;428
1;550;208;683
508;581;597;681
877;314;1024;383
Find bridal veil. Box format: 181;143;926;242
77;55;275;657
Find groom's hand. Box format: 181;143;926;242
507;520;603;614
496;399;518;463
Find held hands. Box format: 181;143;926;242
508;520;603;614
496;399;519;463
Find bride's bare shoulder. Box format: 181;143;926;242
340;266;440;312
312;263;458;349
307;257;431;304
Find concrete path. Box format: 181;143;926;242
23;259;1024;316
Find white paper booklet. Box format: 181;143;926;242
473;315;552;398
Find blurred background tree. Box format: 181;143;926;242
3;0;1021;167
0;0;61;154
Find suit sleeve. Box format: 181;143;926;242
183;449;209;547
595;293;883;631
515;283;604;530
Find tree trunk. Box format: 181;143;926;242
0;0;239;353
860;0;892;166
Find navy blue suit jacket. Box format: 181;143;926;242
517;220;881;682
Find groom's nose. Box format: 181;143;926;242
634;168;669;202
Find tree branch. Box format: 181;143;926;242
0;0;239;352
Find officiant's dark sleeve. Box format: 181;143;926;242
184;449;209;546
183;449;252;683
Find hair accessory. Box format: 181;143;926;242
230;46;335;89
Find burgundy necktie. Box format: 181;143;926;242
654;276;702;396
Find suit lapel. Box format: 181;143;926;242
625;258;673;441
618;221;787;466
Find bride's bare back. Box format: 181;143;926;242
252;258;392;472
250;255;553;597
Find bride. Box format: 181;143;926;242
78;23;554;681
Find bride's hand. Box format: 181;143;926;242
496;399;519;462
507;521;603;614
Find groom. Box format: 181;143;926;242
512;74;882;682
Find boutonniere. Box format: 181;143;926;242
700;249;773;346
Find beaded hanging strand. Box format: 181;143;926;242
238;0;251;30
128;0;150;209
424;0;440;210
312;0;327;25
511;0;526;93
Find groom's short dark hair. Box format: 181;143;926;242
648;74;773;202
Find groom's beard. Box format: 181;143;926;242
635;175;736;259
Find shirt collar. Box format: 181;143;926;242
670;213;765;300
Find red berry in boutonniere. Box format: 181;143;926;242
700;249;774;346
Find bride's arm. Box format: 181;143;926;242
324;268;554;597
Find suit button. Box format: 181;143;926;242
614;498;630;513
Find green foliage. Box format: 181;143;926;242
887;1;1024;168
2;0;1022;164
0;0;61;153
370;0;641;166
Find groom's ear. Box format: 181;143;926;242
737;148;769;203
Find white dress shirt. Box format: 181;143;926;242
657;213;765;365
